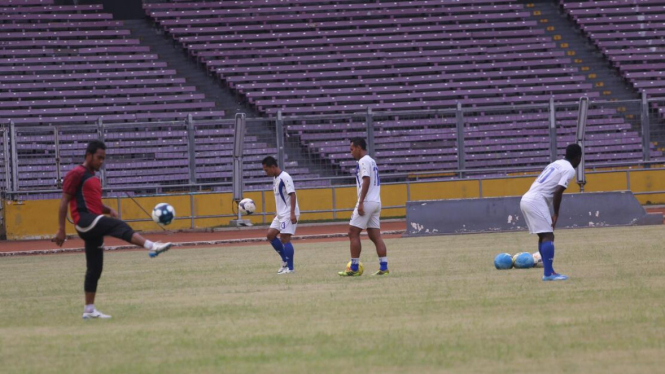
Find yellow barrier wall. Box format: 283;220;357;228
630;170;665;205
409;180;480;200
3;169;664;240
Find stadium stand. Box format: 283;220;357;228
145;0;662;175
0;0;661;193
0;0;324;190
0;1;224;124
561;0;665;99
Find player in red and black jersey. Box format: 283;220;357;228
53;140;171;320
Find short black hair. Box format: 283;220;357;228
565;143;582;160
262;156;278;167
350;137;366;150
86;140;106;156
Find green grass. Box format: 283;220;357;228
1;226;664;374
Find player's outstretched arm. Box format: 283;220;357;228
551;185;567;229
54;193;73;246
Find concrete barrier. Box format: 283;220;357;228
405;191;662;237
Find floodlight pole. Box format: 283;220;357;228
576;96;589;192
276;111;285;169
9;121;18;192
230;113;251;227
96;118;106;187
455;102;465;178
3;125;11;191
186;114;197;184
549;97;557;163
54;127;62;188
640;91;650;168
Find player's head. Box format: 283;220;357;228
565;143;582;168
85;140;106;171
349;137;367;160
262;156;280;177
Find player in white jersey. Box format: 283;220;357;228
339;138;389;276
520;144;582;281
262;156;300;274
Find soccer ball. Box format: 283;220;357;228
346;261;364;275
514;252;535;269
238;198;255;215
152;203;175;225
494;253;513;269
532;252;543;268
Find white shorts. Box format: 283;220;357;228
520;198;553;234
270;216;298;235
349;201;381;230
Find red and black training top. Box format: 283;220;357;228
62;165;103;225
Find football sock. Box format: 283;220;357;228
84;304;95;313
283;243;294;270
143;240;154;250
270;238;286;262
379;257;388;271
351;258;360;272
539;241;555;277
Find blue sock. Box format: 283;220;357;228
539;241;555;277
283;242;294;270
379;257;388;271
351;258;360;272
270;238;286;262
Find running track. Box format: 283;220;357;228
0;221;407;256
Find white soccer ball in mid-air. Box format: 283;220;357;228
532;252;543;268
152;203;175;225
238;198;256;215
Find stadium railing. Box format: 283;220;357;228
0;97;663;203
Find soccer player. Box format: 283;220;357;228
262;156;299;274
53;140;172;319
520;143;582;281
339;137;389;276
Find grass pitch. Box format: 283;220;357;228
1;226;664;374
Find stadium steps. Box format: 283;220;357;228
523;0;640;103
123;19;258;119
123;19;340;179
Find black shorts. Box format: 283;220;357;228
75;214;135;247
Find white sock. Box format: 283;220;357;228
379;257;387;263
84;304;95;313
351;258;360;265
144;240;154;250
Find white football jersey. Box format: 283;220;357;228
523;159;576;204
273;171;299;218
355;155;381;204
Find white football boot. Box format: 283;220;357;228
149;242;172;258
82;309;112;320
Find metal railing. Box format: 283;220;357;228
0;97;664;202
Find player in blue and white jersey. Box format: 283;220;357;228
339;138;389;276
262;156;300;274
520;144;582;281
